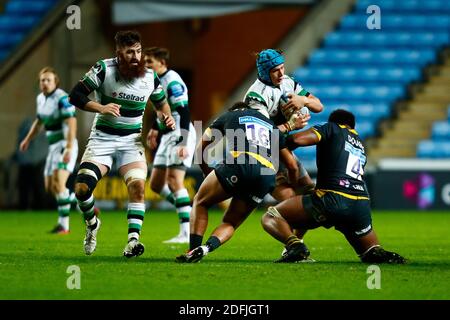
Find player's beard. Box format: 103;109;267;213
117;53;146;80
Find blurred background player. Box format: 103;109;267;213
262;109;406;264
19;67;78;234
176;101;309;263
69;31;175;257
144;47;197;244
244;48;324;257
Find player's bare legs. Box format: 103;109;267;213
48;169;73;234
120;161;148;258
262;195;319;262
165;168;191;243
190;171;231;243
75;161;108;255
344;230;406;264
209;197;257;245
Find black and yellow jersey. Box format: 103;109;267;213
312;122;369;198
208;109;286;170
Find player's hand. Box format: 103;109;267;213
147;129;159;150
62;148;71;164
163;114;176;130
286;112;310;131
177;146;189;160
100;103;121;117
284;94;309;111
19;139;29;152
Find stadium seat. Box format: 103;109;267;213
0;16;40;32
355;0;450;14
308;49;436;67
307;85;405;103
431;121;450;141
340;14;449;31
5;0;57;15
293;67;421;84
0;32;26;49
417;140;450;158
0;0;59;62
324;32;449;49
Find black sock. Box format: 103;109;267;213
190;234;203;250
205;236;221;252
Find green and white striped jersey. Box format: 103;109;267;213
156;69;188;132
36;88;76;144
81;58;166;136
244;75;310;119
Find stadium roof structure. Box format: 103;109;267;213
113;0;315;24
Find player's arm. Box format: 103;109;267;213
142;103;158;150
196;127;215;177
62;117;77;163
285;93;323;113
280;148;300;186
69;61;121;116
286;127;321;149
19;118;43;152
284;80;323;113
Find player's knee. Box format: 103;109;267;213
193;192;207;208
261;207;281;228
124;168;146;201
149;177;163;194
75;182;90;199
128;180;145;202
75;162;101;201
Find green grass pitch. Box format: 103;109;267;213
0;210;449;300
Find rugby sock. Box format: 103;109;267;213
205;236;221;252
286;235;302;249
190;234;203;250
56;189;71;230
160;184;175;206
69;191;77;204
78;194;97;230
174;188;191;235
127;202;145;241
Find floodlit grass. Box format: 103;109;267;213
0;210;449;300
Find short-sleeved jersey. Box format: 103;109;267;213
156;69;189;132
244;76;310;122
81;58;166;136
209;108;286;169
36;88;76;145
312;122;369;197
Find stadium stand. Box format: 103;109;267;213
292;0;450;165
417;104;450;158
0;0;58;62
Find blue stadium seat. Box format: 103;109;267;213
293;67;421;84
293;145;316;163
0;16;40;32
340;14;449;31
355;0;450;14
5;0;57;15
0;32;25;49
431;121;450;141
308;49;436;67
417;140;450;158
308;85;404;103
324;32;449;49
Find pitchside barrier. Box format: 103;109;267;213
368;159;450;210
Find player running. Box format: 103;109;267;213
69;31;175;257
20;67;78;234
144;47;196;244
